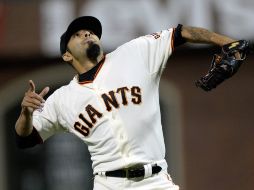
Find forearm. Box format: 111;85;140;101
15;108;33;137
181;26;236;46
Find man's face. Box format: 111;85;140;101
66;29;102;62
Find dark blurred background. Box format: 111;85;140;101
0;0;254;190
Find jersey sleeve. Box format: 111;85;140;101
136;28;175;75
32;92;65;142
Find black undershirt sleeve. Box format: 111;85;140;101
15;127;43;149
173;24;187;48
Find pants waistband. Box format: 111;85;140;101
95;160;167;179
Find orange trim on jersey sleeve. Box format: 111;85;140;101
171;28;176;52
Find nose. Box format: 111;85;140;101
81;31;91;38
84;32;91;37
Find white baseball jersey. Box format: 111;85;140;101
33;28;175;174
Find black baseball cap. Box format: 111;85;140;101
60;16;102;55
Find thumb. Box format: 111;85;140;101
28;80;35;92
39;86;50;98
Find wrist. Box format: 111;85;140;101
21;107;33;117
15;108;34;137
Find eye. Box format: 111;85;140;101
72;32;80;38
89;31;94;35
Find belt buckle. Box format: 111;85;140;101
126;167;144;178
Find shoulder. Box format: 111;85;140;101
108;28;175;55
127;29;175;46
108;34;151;55
140;28;175;41
46;81;74;102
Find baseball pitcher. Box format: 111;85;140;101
15;16;252;189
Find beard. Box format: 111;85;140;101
86;42;101;62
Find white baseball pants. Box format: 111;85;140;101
93;171;179;190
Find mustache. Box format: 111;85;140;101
82;38;95;44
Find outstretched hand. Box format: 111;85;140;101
21;80;50;114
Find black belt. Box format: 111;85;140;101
96;164;162;178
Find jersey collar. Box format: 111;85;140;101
78;56;106;84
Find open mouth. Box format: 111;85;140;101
83;38;95;44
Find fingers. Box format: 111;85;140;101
39;87;50;98
26;91;45;103
28;80;35;92
22;91;45;110
234;52;241;60
22;80;50;113
22;96;43;109
21;98;43;115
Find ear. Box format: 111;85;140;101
62;51;73;62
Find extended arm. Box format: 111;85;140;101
178;26;252;91
181;26;236;46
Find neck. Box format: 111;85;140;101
75;53;104;74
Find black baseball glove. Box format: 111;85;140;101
195;40;253;91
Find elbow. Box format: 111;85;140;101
15;127;43;149
15;133;38;149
